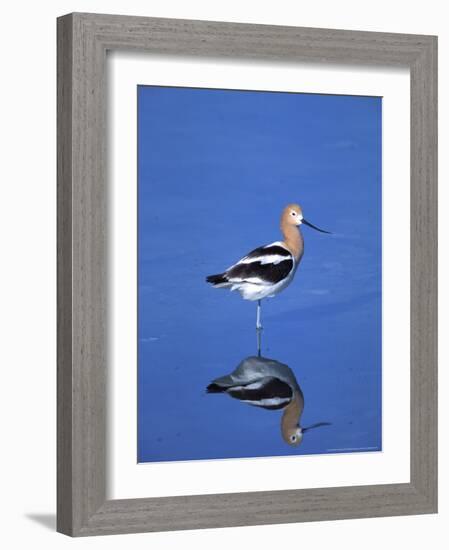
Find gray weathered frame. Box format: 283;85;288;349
57;12;437;537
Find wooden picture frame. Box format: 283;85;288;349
57;12;437;536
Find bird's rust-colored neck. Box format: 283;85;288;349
281;219;304;262
281;393;302;442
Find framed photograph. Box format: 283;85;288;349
57;13;437;536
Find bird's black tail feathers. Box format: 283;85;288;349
206;383;226;394
206;273;227;285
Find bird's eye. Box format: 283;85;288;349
290;435;296;442
291;212;297;216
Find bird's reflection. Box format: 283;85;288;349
207;355;330;446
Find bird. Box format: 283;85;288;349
206;203;330;332
206;355;330;446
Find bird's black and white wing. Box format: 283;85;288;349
225;376;293;410
225;242;294;286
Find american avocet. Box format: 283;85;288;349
207;355;330;446
206;204;330;332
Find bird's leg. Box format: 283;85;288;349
256;328;262;357
256;300;263;356
256;300;263;331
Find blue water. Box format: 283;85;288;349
137;86;382;462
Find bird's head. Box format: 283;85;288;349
282;420;332;446
282;425;304;447
282;203;331;234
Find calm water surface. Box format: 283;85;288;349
137;86;382;462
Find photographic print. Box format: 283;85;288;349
137;85;381;463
